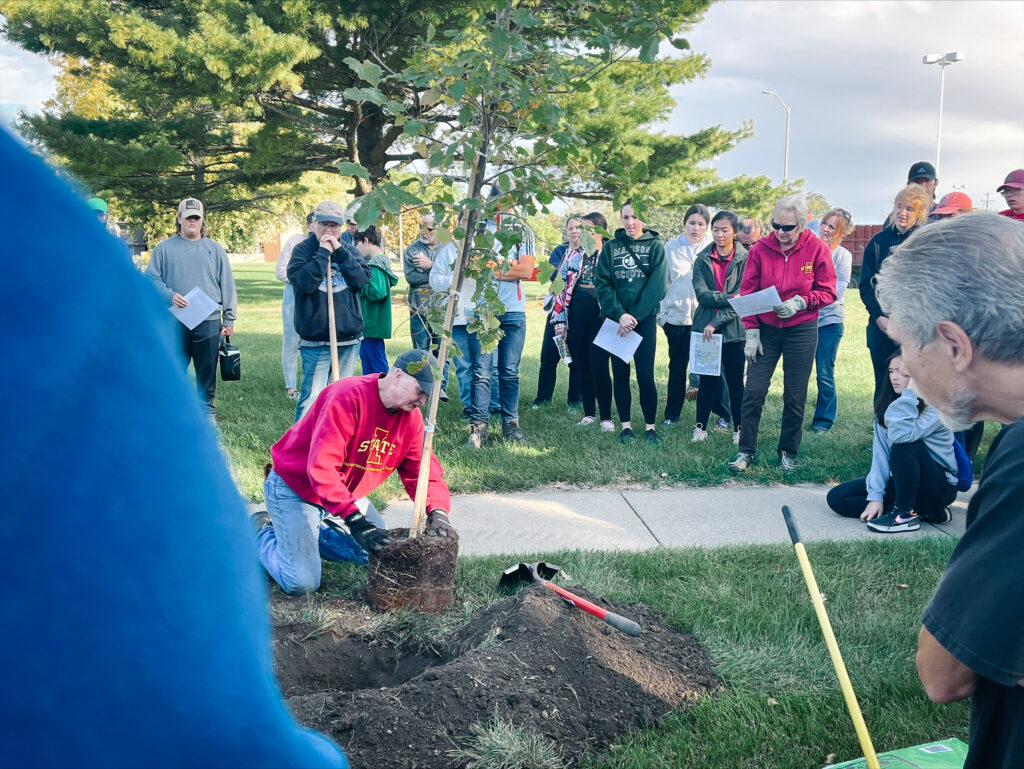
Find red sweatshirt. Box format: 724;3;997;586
740;229;837;330
270;374;452;518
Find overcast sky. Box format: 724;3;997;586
2;1;1022;223
665;0;1024;221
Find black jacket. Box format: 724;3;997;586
859;224;918;323
287;233;372;342
691;242;749;344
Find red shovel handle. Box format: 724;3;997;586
543;581;642;636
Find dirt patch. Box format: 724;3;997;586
274;585;720;768
366;528;458;613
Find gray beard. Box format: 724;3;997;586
934;384;977;433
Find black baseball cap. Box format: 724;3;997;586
907;161;937;182
394;349;447;402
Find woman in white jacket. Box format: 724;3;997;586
659;204;728;426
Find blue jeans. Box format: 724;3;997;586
295;343;359;422
410;310;433;352
281;285;301;390
358;338;389;374
456;325;490;423
490;351;500;412
813;322;844;430
449;325;474;415
257;471;387;595
496;312;526;423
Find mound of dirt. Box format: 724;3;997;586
275;585;720;768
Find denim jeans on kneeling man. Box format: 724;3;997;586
257;470;387;596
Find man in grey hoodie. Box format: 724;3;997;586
146;197;237;417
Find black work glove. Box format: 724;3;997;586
344;512;393;554
425;510;458;539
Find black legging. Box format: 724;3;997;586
696;341;745;430
867;321;898;404
566;294;603;419
662;322;730;423
827;440;957;521
592;315;658;425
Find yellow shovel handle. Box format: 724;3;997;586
782;506;880;769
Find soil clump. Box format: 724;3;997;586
366;527;458;613
274;585;720;768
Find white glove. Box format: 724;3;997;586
744;328;762;363
773;295;806;319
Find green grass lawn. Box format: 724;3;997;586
309;539;969;769
217;263;991;503
237;261;971;766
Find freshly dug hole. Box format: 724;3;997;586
276;584;721;769
366;527;458;613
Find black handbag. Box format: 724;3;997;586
219;335;241;381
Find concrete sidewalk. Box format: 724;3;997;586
372;483;971;556
247;484;971;557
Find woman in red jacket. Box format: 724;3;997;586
728;195;837;474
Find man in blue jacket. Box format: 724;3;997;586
288;200;371;421
0;125;347;768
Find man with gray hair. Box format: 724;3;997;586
403;214;457;352
876;214;1024;768
738;217;762;249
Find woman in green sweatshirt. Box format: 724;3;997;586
355;225;399;374
593;200;667;444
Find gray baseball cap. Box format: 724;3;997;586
394;349;447;402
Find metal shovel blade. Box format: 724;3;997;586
499;561;562;588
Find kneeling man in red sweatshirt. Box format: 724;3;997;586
253;349;456;595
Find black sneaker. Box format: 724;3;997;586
567;402;583;414
922;507;953;524
728;452;753;473
250;510;273;534
645;429;660;444
662;417;678;427
530;400;549;410
867;508;920;533
502;419;527;445
778;451;797;473
619;428;635;444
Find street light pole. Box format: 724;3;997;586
762;90;790;183
923;52;964;175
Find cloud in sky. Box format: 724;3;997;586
664;0;1024;221
0;44;55;117
1;1;1021;222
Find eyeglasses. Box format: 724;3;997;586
423;227;436;232
836;208;852;222
770;221;798;232
318;222;342;231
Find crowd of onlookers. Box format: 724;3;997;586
140;162;1024;535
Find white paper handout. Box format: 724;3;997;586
728;286;782;318
593;318;642;363
689;332;723;376
169;286;219;330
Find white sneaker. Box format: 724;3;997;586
692;426;708;442
733;430;741;445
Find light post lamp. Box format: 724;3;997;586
762;90;790;183
923;52;964;175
